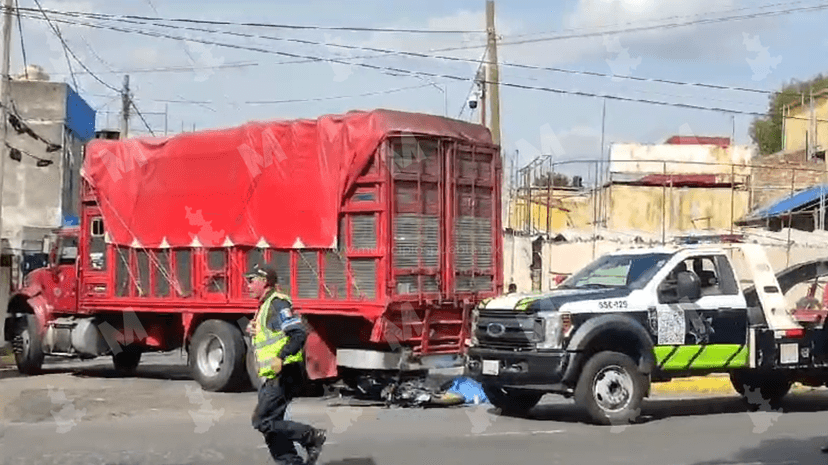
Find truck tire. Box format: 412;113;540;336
483;385;543;415
575;351;647;425
112;346;141;374
12;314;44;375
730;369;791;410
188;320;247;392
246;341;262;391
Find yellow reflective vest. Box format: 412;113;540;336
253;290;303;379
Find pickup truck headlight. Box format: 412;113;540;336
536;312;563;350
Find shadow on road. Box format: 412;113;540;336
691;436;825;465
323;459;378;465
502;392;828;425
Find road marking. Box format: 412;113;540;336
465;429;564;438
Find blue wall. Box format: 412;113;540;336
65;86;96;141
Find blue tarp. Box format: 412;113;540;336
740;184;828;223
444;377;489;404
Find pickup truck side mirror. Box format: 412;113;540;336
676;271;701;302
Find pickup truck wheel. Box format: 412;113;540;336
575;351;647;426
12;314;44;375
112;346;141;374
188;320;247;392
483;385;543;415
730;370;791;410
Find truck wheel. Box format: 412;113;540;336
483;385;543;415
246;342;262;391
12;314;44;375
575;351;647;426
730;370;791;410
188;320;247;392
112;346;141;374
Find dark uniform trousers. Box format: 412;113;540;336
251;362;314;463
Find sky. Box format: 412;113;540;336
17;0;826;182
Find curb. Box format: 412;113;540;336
651;374;736;396
650;374;818;397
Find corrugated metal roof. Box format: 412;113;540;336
740;184;828;222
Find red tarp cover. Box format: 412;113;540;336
82;109;493;249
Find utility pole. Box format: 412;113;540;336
485;0;501;148
121;75;130;139
164;103;168;136
0;0;14;257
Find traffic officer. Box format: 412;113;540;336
246;265;326;465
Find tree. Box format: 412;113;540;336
533;172;571;187
750;74;828;156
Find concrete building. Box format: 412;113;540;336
783;88;828;155
0;69;95;342
505;137;756;291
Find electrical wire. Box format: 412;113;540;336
459;46;489;119
13;6;484;34
434;2;828;52
502;0;819;41
22;7;785;97
18;9;828;124
48;61;259;76
13;0;27;79
32;0;80;91
245;83;435;104
130;99;156;136
29;0;120;93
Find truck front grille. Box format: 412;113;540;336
474;311;542;351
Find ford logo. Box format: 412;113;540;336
486;323;506;337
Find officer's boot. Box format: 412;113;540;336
302;428;327;464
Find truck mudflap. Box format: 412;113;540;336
467;348;572;390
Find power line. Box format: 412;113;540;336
434;2;828;52
48;61;259;76
459;46;489;118
13;0;26;79
245;83;435;104
29;0;119;93
502;0;819;41
19;10;828;124
23;7;782;97
32;0;80;91
14;6;484;34
130;99;155;136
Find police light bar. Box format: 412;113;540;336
673;234;745;245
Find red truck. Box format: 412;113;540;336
4;109;503;392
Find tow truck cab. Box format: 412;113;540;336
467;242;828;425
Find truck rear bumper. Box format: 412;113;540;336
466;347;573;391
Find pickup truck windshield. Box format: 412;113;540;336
561;253;673;289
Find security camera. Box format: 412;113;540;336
468;95;478;109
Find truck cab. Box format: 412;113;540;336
467;239;828;425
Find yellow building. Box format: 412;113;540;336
783;89;828;154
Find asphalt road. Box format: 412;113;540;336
2;353;828;465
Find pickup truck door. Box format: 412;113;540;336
652;254;748;371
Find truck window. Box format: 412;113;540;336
58;236;79;265
155;250;171;297
89;217;106;271
562;253;671;289
175;249;192;297
115;247;130;297
206;249;226;294
136;250;150;297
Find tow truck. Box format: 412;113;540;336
466;235;828;425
